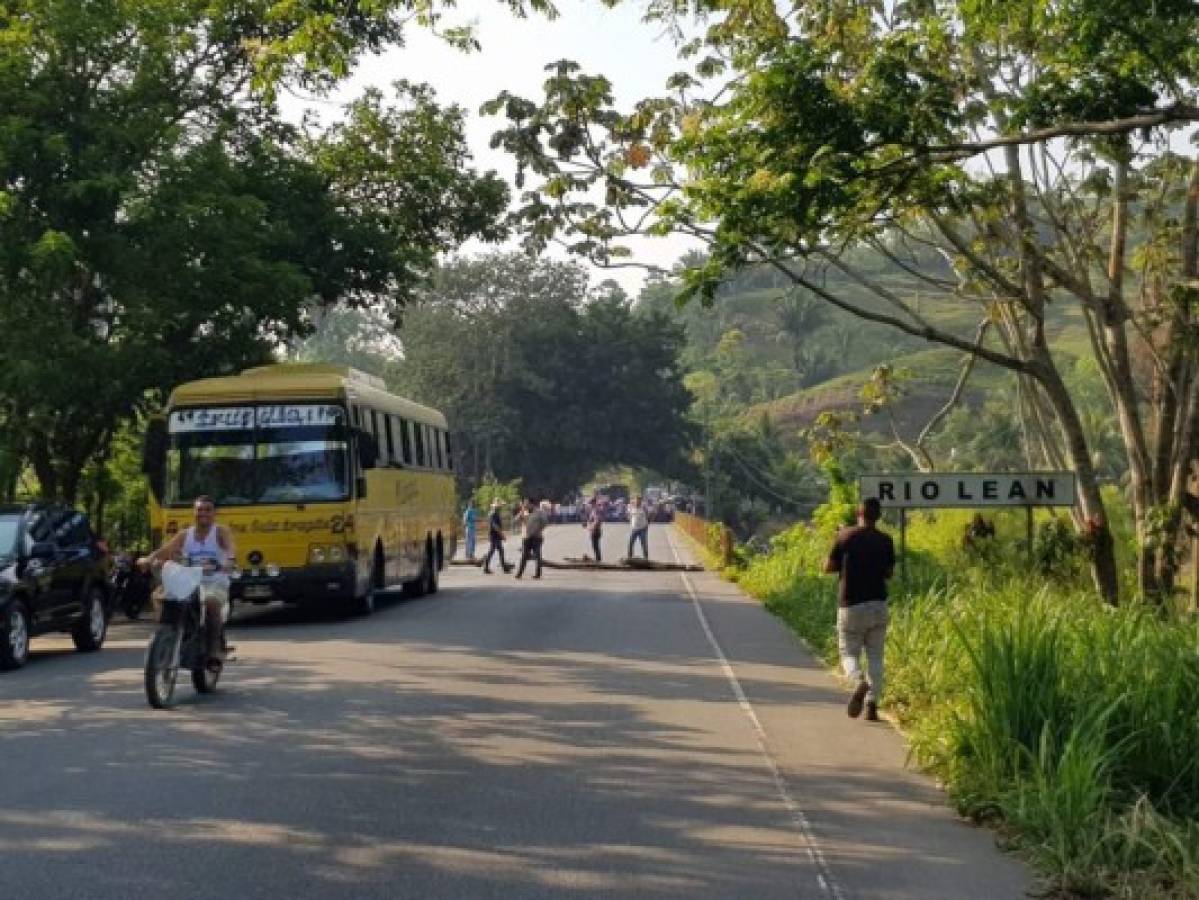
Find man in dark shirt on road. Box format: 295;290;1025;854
824;498;896;722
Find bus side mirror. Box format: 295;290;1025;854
356;430;378;470
142;418;167;500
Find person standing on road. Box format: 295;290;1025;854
515;499;549;579
481;500;513;574
462;499;478;561
627;495;650;560
823;498;895;722
584;502;604;562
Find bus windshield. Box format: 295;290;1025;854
165;404;350;506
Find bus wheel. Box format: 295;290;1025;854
425;545;439;596
404;542;435;599
355;545;384;616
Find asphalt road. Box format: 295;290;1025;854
0;524;1030;899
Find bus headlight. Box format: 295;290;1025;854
266;564;281;578
309;544;347;564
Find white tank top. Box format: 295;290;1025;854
183;527;226;566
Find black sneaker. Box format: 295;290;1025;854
847;681;869;718
865;702;880;722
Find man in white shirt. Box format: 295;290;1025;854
627;495;650;560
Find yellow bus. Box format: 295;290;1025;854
142;364;457;615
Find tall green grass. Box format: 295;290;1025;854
735;514;1199;898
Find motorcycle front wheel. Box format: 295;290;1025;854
145;627;180;709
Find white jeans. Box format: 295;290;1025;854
837;600;888;703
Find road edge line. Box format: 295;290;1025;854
666;527;845;900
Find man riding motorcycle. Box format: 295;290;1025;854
138;495;235;673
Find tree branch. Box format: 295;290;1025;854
917;320;990;449
903;103;1199;161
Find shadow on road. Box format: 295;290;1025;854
0;556;1012;899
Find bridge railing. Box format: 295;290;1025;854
674;512;735;568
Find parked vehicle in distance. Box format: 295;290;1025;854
0;504;112;670
111;551;153;620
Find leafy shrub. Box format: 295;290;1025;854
1034;515;1087;582
472;475;521;510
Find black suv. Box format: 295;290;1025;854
0;504;112;670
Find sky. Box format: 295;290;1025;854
280;2;704;297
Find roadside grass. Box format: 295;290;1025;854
732;513;1199;899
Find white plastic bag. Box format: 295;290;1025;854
161;562;205;602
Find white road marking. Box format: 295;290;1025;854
666;528;845;900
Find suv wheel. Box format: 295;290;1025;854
1;601;31;670
72;587;108;652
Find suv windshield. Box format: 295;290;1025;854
165;404;350;507
0;516;18;562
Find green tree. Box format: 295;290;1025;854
485;3;1199;603
391;252;696;498
0;0;508;502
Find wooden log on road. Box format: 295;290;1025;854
451;556;703;572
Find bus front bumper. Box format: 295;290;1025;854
230;563;357;604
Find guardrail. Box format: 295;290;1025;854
674;512;735;567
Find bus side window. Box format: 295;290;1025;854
425;425;437;469
444;431;454;471
436;429;447;471
368;409;383;464
400;418;413;466
413;421;425;468
352;406;362;428
385;416;398;467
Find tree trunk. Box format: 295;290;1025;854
28;438;57;501
1036;355;1121;604
1102;157;1159;599
1156;158;1199;596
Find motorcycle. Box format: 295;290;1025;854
143;561;229;709
111;553;152;620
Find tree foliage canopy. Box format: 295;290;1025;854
0;1;509;501
388;253;697;498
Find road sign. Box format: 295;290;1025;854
858;472;1076;509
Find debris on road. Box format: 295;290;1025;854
452;556;703;572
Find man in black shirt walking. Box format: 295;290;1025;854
481;500;514;575
824;498;896;721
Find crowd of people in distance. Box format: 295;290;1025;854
461;492;659;574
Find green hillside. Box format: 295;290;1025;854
638;260;1093;447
